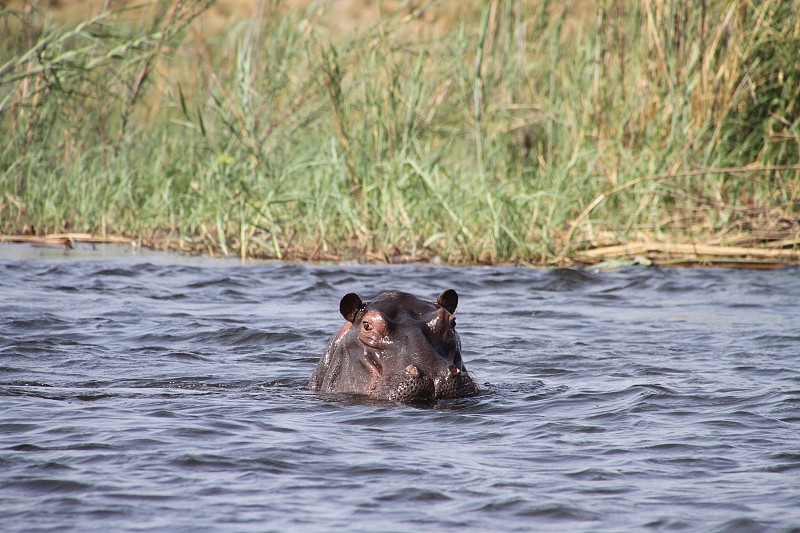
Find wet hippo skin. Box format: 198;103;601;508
310;289;480;403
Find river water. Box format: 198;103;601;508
1;245;799;532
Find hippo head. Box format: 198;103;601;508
309;289;480;403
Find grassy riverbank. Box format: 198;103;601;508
1;1;799;266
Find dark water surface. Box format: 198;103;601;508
2;245;799;532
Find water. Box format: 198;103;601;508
2;245;799;532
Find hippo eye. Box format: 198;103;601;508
362;321;372;331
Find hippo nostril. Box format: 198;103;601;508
448;364;460;376
405;364;421;377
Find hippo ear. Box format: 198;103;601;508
436;289;458;313
339;293;365;323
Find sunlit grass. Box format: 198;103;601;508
1;0;798;264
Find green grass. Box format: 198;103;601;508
1;0;799;264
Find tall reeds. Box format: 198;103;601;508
1;0;798;263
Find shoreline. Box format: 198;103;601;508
2;233;796;269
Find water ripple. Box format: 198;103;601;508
1;251;799;532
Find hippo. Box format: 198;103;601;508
309;289;480;403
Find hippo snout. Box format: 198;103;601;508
387;365;436;402
434;365;480;400
386;363;479;403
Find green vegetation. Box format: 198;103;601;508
1;1;799;265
